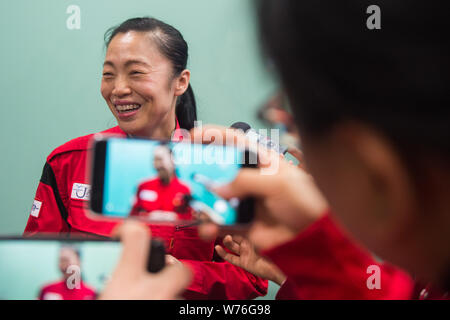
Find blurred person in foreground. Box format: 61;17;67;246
194;0;450;299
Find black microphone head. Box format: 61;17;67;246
230;121;251;133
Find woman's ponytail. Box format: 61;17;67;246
176;84;197;130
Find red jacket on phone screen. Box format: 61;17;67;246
129;175;193;220
39;280;96;300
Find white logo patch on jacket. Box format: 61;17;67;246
30;200;42;218
71;183;91;201
139;190;158;202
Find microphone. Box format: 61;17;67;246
230;121;288;154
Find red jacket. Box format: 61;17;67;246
263;213;448;299
24;126;268;300
39;280;96;300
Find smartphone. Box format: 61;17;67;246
147;239;166;273
90;136;256;225
0;236;165;300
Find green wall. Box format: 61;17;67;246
0;0;278;299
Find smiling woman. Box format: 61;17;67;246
22;17;268;300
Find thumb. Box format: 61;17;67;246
156;263;193;298
213;168;279;199
112;221;151;278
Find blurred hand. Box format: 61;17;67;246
286;146;306;169
165;254;182;266
191;125;328;251
99;221;192;300
216;235;286;285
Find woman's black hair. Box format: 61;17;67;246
104;17;197;130
257;0;450;159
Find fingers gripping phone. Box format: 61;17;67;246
0;236;165;300
89;136;256;225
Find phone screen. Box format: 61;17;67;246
0;238;121;300
92;137;253;225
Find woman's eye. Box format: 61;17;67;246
102;72;114;77
130;71;144;75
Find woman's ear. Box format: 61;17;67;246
174;69;191;97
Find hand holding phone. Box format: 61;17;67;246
100;221;192;300
190;125;327;252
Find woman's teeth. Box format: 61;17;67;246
115;104;141;113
